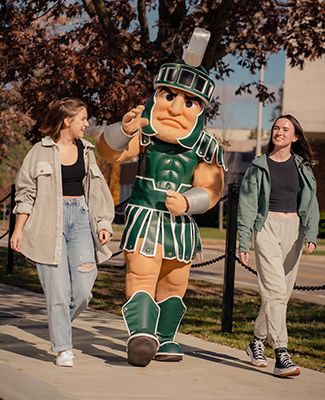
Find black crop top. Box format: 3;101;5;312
267;155;299;213
61;139;85;196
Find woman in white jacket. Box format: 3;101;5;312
10;98;115;367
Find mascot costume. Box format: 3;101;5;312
97;28;225;367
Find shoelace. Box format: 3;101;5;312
252;340;266;360
277;351;295;367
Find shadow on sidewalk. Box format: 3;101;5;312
1;311;274;376
183;345;275;377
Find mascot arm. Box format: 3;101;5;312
165;162;224;217
96;105;148;164
97;132;140;164
192;161;224;209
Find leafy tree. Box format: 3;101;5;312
0;0;324;149
0;101;33;195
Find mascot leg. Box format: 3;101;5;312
155;295;187;361
122;290;160;367
154;259;190;361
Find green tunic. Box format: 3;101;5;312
120;131;225;262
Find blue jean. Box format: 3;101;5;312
37;197;97;352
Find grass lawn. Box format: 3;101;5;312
0;247;324;373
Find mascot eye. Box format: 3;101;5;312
163;92;175;102
185;99;195;108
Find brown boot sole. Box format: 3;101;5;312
127;336;158;367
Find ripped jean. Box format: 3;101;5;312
37;196;97;352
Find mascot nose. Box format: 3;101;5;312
169;96;183;115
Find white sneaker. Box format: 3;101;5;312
56;349;74;367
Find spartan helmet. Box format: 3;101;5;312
141;28;215;149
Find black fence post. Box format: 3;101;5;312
221;183;239;332
7;184;16;274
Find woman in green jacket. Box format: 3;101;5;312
238;114;319;378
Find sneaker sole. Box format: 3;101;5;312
55;360;73;367
246;347;268;367
274;366;301;377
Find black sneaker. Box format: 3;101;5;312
273;348;301;377
246;337;268;367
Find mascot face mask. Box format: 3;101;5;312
141;60;215;149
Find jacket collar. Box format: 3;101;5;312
41;136;95;149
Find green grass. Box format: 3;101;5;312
0;248;324;372
199;227;226;240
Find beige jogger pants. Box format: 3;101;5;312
253;214;304;349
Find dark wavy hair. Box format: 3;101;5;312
267;114;317;166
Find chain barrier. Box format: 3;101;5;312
191;254;225;268
0;193;10;205
3;183;323;291
0;230;9;240
111;250;123;258
0;191;11;241
235;255;325;292
109;248;324;291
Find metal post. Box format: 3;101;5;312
221;183;239;332
7;184;16;274
256;64;265;156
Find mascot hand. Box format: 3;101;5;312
166;190;188;216
122;105;149;135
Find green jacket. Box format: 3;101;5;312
237;154;319;253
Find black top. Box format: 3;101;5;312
61;139;85;196
267;155;299;213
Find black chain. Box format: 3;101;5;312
0;230;9;240
0;192;10;205
293;284;325;291
235;255;258;276
235;255;325;292
111;249;324;291
219;194;228;202
191;254;225;268
111;250;123;258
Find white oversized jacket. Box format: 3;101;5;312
14;136;114;265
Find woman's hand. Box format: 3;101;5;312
305;242;316;254
10;229;23;252
122;105;149;136
98;230;112;245
238;252;249;266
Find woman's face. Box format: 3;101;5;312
272;118;298;149
152;87;202;143
67;107;89;138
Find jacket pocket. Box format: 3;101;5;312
89;164;103;179
34;162;53;178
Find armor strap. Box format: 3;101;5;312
103;122;137;152
183;187;210;215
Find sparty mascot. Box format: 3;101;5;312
97;28;225;367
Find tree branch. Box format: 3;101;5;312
82;0;97;18
85;0;118;36
156;0;186;45
203;0;253;70
137;0;149;43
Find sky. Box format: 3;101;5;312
210;51;286;131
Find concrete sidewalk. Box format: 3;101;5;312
0;283;324;400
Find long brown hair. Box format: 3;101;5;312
38;98;87;141
267;114;317;166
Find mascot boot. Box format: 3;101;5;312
155;296;187;361
122;291;160;367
